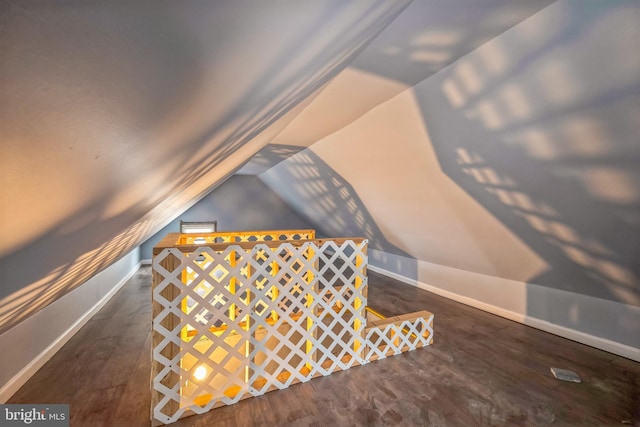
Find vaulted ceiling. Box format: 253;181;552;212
1;0;567;332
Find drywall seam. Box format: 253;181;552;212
0;258;143;403
368;264;640;362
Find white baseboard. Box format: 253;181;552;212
368;264;640;362
0;260;143;403
141;259;152;265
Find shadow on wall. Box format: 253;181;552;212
235;145;307;176
415;0;640;308
0;1;411;334
350;0;555;87
145;1;414;205
0;204;164;336
260;145;417;280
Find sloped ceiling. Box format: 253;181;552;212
0;0;412;332
0;0;558;333
260;0;640;310
238;0;556;174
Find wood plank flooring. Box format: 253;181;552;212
8;267;640;426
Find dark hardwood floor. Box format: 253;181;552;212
9;266;640;426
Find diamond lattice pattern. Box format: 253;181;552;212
151;237;432;426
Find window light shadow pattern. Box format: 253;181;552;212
120;1;413;215
235;145;307;176
416;0;640;306
0;210;163;335
0;1;412;334
260;146;416;279
350;0;555;87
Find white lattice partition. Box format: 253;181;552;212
151;232;433;426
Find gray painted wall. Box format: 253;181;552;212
266;0;555;152
140;175;315;260
0;249;140;400
261;0;640;351
412;0;640;306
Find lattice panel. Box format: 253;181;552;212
151;239;368;425
151;234;434;426
365;312;434;361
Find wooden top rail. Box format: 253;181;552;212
176;229;315;245
153;233;367;256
